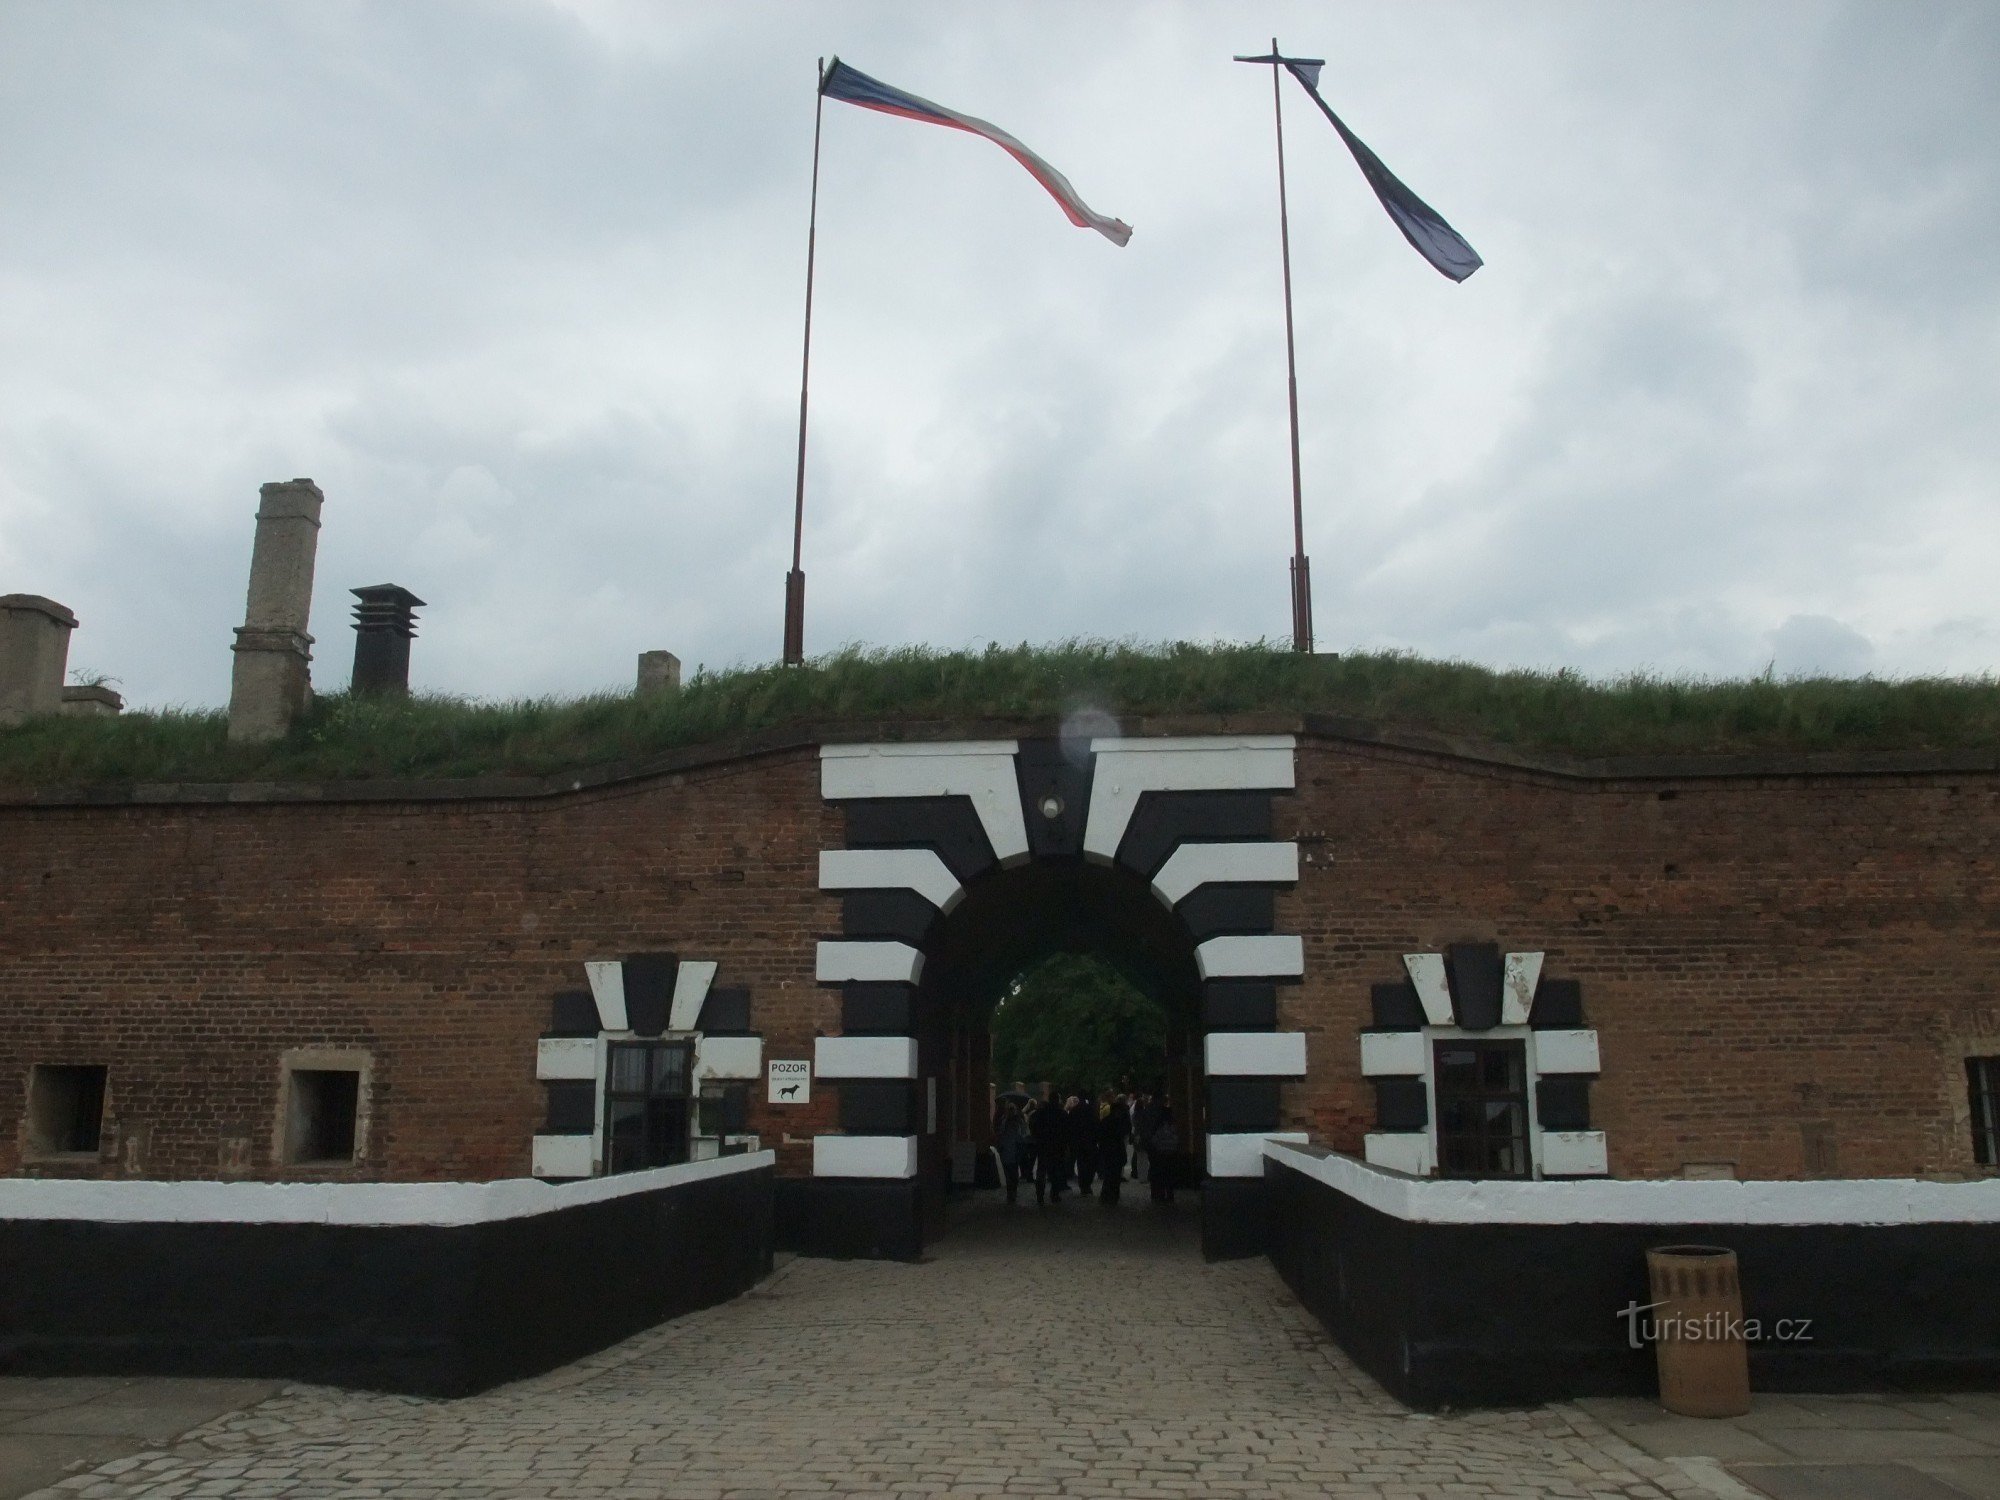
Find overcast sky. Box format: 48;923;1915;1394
2;2;1995;709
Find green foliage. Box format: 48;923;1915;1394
989;952;1169;1092
0;640;1995;788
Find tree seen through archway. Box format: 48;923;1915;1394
988;952;1168;1091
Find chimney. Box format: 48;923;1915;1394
349;585;425;697
636;650;681;697
0;595;79;727
228;478;323;744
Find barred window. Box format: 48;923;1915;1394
1969;1057;2000;1168
1434;1040;1530;1180
604;1041;694;1175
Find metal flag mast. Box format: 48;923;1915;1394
1236;38;1325;655
783;57;828;667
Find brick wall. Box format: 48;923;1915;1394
4;730;1996;1183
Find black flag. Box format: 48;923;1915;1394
1244;54;1483;282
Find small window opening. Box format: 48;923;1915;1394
604;1041;693;1175
286;1069;360;1164
696;1081;751;1158
27;1065;107;1155
1969;1057;2000;1167
1434;1040;1530;1180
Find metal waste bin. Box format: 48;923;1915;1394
1645;1244;1751;1417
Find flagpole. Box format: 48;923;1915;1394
783;58;827;668
1269;38;1313;654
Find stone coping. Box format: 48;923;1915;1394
1264;1140;2000;1226
0;1149;774;1227
1;711;1993;809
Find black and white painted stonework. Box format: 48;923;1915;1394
532;954;762;1180
816;735;1304;1187
1359;944;1606;1179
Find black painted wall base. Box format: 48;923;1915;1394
1266;1156;2000;1410
1202;1179;1267;1261
775;1177;924;1261
0;1166;774;1398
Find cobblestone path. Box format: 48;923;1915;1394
28;1190;1730;1499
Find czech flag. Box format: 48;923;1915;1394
821;58;1133;248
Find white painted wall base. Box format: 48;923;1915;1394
812;1134;919;1179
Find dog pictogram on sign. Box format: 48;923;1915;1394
768;1059;811;1104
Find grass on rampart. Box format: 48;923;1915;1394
0;641;1995;787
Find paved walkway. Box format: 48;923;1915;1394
4;1187;1995;1499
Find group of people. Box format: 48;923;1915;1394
990;1085;1188;1207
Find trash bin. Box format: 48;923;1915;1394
1645;1244;1751;1417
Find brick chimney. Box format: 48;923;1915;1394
227;478;323;743
349;585;425;697
0;595;78;727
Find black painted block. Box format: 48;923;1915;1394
839;1081;919;1134
843;797;996;884
1446;942;1503;1031
1115;792;1273;878
542;1080;594;1134
696;987;752;1036
1374;1077;1429;1131
1530;978;1585;1028
1535;1076;1592;1130
840;889;936;945
773;1177;924;1261
1014;737;1093;860
1176;885;1275;942
547;990;599;1037
1203;980;1278;1030
1208;1078;1282;1132
841;983;916;1035
1370;981;1426;1030
621;952;678;1037
1202;1178;1268;1261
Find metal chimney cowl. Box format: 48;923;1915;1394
349;584;425;698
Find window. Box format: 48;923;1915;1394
26;1065;106;1156
286;1069;361;1164
604;1041;694;1175
1434;1040;1530;1179
1970;1057;2000;1167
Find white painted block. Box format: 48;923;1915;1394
694;1035;763;1081
1364;1132;1434;1177
1195;934;1304;980
1150;841;1299;907
815;1035;920;1080
669;960;717;1033
815;940;924;985
1083;736;1296;861
818;848;963;911
1539;1130;1609;1177
813;1134;919;1179
1402;953;1454;1026
531;1134;593;1179
1535;1029;1601;1075
1501;951;1544;1026
1206;1131;1309;1178
820;741;1029;866
585;960;627;1032
1204;1031;1307;1077
535;1037;598;1082
1358;1031;1426;1077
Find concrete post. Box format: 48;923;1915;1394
0;595;79;727
228;478;323;744
636;651;681;696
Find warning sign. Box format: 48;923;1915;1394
768;1059;811;1105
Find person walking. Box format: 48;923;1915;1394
1067;1094;1097;1197
1132;1091;1160;1184
994;1101;1027;1205
1098;1093;1131;1204
1031;1089;1066;1204
1148;1105;1181;1205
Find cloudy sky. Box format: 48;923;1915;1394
2;2;1995;709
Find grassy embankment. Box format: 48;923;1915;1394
0;641;1994;787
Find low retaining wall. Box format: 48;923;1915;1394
1264;1141;2000;1410
0;1152;774;1397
